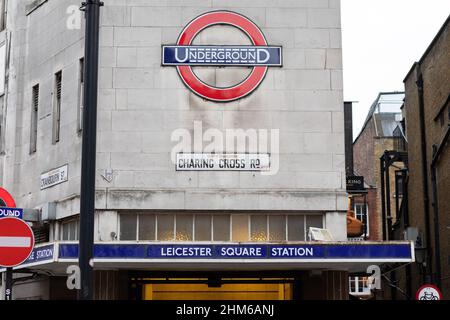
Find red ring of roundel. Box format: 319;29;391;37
176;11;268;102
0;187;16;207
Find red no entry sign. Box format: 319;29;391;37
0;217;35;267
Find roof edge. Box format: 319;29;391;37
404;14;450;83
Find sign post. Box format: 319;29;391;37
0;187;18;301
79;0;103;300
0;217;35;300
5;267;12;300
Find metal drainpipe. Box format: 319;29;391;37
385;155;392;241
430;125;449;290
363;193;368;240
415;68;433;283
380;156;387;241
402;169;412;299
384;156;397;300
430;152;442;290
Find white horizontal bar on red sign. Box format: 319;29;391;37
0;236;31;247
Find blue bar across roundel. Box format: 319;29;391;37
162;46;282;66
0;207;23;219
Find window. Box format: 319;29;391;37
195;215;211;241
176;214;193;241
269;215;286;241
354;204;369;236
288;216;305;241
212;215;230;241
77;58;84;132
60;219;79;241
139;214;155;241
118;213;324;242
157;214;174;241
349;277;371;296
0;0;5;31
120;214;157;241
52;71;62;144
119;213;137;240
30;84;39;154
250;215;267;242
306;215;323;230
0;41;6;95
232;215;249;242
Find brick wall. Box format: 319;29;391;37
353;118;399;241
400;17;450;299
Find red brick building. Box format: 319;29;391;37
388;15;450;300
353;92;405;242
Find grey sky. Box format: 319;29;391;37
341;0;450;139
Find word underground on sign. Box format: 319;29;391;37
163;46;281;66
0;208;23;219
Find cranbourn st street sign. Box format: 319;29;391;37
176;153;270;171
162;11;282;102
40;164;68;190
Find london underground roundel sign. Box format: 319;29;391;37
0;187;17;207
0;218;35;267
162;11;282;102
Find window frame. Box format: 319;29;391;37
349;276;372;296
118;213;325;243
60;218;80;241
354;203;369;237
0;0;6;31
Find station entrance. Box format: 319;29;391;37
129;272;298;300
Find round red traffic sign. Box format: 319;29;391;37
0;187;17;207
176;11;268;102
0;217;35;267
416;284;442;300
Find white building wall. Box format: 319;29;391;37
2;0;347;240
2;0;85;214
97;1;346;219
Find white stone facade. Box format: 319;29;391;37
0;0;346;242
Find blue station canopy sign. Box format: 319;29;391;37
0;207;23;219
162;46;282;66
23;244;55;265
2;242;413;272
57;243;414;261
0;244;55;272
